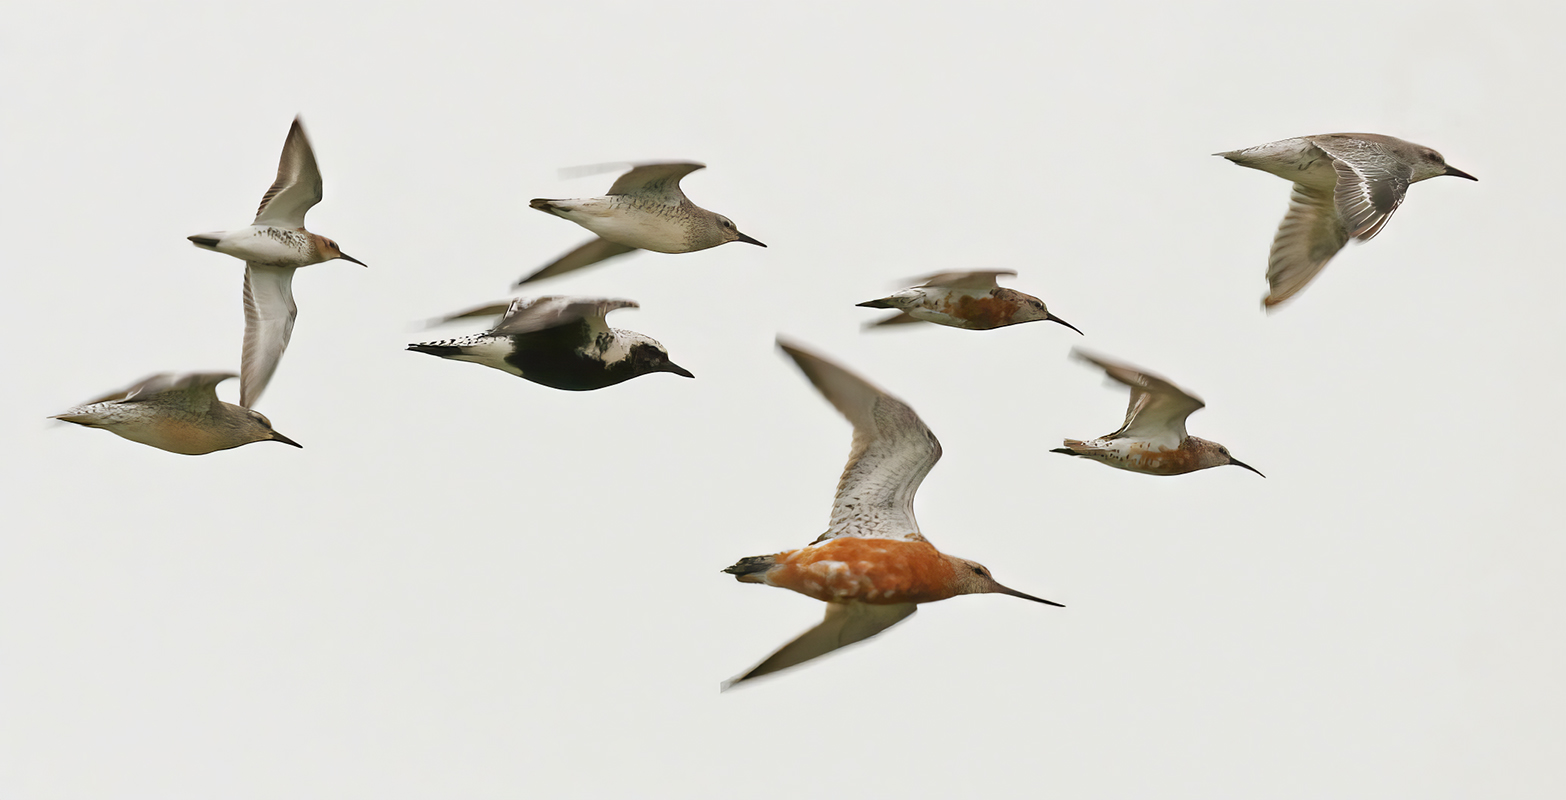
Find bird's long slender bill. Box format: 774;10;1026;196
736;232;767;247
1048;314;1085;336
270;431;304;448
994;583;1064;607
1229;457;1265;477
1444;165;1478;181
663;363;696;379
338;253;369;267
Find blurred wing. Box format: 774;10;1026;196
1310;137;1412;240
241;264;298;408
864;312;925;328
73;373;176;406
779;340;940;543
492;296;638;337
606;161;705;202
916;270;1015;290
515;238;638;285
1074;349;1203;448
253;117;323;228
721;602;917;690
427;301;515;327
1264;183;1350;308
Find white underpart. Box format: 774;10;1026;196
197;226;320;268
548;198;692;253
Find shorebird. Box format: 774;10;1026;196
188;116;366;408
51;372;301;455
517;161;765;285
721;339;1061;689
1051;350;1262;477
857;270;1082;333
407;296;694;391
1216;133;1476;309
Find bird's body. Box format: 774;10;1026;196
729;538;966;605
721;340;1060;689
858;270;1082;333
1052;350;1262;477
51;372;301;455
188;116;365;408
408;296;693;391
1217;133;1475;309
518;162;764;285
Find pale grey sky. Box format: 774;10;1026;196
3;2;1563;798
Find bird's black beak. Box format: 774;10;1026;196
1047;314;1085;336
663;362;696;379
1443;165;1477;181
338;253;369;267
270;430;304;448
736;232;767;247
994;583;1065;607
1229;457;1264;477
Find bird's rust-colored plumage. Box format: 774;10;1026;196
751;539;961;605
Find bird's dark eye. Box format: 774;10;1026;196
972;566;985;576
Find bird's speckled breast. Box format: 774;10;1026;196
765;538;957;605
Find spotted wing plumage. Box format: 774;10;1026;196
721;602;918;690
779;340;940;543
252;117;323;229
1075;350;1204;449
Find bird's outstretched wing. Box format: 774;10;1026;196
721;602;918;690
241;264;298;408
252;116;323;228
605;161;706;202
916;270;1015;290
1264;183;1351;308
515;238;639;286
492;296;638;337
779;339;940;543
1074;349;1204;449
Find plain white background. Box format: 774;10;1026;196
3;2;1562;797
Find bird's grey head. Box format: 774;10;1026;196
713;214;766;248
628;339;695;379
1210;442;1263;477
1015;295;1084;335
949;557;1064;605
243;408;303;448
1412;146;1476;183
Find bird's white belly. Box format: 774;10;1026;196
554;199;691;252
206;226;320;267
1224;138;1338;189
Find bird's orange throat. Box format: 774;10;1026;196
763;539;958;605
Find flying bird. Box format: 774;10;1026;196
51;372;301;455
408;296;694;391
1051;350;1262;477
517;161;764;285
188;116;366;407
1216;133;1475;309
857;270;1082;333
721;339;1061;689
